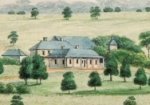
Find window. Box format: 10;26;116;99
62;60;65;64
95;60;98;65
69;59;72;64
55;59;57;64
100;58;103;63
76;59;79;64
42;51;45;55
90;60;92;64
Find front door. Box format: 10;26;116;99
81;59;87;69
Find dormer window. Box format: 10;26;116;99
75;45;79;49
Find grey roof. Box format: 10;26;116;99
49;49;69;58
2;49;27;56
52;36;95;49
65;49;102;58
30;40;73;50
108;39;118;46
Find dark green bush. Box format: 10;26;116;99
5;83;15;93
103;7;113;12
136;9;142;12
0;83;5;93
0;58;20;65
8;11;15;15
16;85;30;94
17;11;26;15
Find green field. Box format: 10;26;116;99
0;65;150;105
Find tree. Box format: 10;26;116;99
19;57;33;85
31;7;39;19
148;77;150;86
114;7;121;12
62;7;72;20
136;9;142;12
0;61;4;75
103;7;113;12
120;57;131;82
134;67;147;89
8;31;18;46
145;7;150;12
11;95;24;105
61;71;77;94
88;71;102;91
104;55;119;81
123;96;137;105
32;54;48;84
90;6;101;20
139;31;150;58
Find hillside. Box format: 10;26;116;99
0;12;150;54
0;0;150;13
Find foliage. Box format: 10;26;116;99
139;31;150;58
0;58;20;65
0;61;4;75
145;7;150;12
16;85;30;94
5;83;15;93
8;31;19;46
134;67;147;89
17;11;26;15
144;60;150;69
88;71;102;91
148;77;150;86
8;11;15;15
62;7;72;20
31;7;39;19
123;96;137;105
19;57;33;85
104;54;119;81
136;9;142;12
120;58;131;82
11;95;24;105
114;7;121;12
61;71;77;93
90;6;101;20
103;7;113;12
93;46;107;57
32;54;48;84
0;83;5;93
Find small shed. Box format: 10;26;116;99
108;37;118;51
2;49;27;62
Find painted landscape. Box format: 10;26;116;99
0;0;150;105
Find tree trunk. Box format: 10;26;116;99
36;79;38;84
110;75;112;81
124;77;126;82
94;87;96;91
25;79;28;85
39;78;42;85
139;85;142;90
68;90;70;94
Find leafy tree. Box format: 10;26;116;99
134;67;147;89
114;7;121;12
88;71;102;91
103;7;113;12
90;6;101;20
104;55;119;81
32;54;48;84
148;77;150;86
8;31;18;46
17;11;26;15
8;10;15;15
144;60;150;69
145;7;150;12
136;9;142;12
123;96;137;105
120;58;131;82
0;61;4;75
31;7;39;19
19;57;33;85
139;31;150;58
62;7;72;20
11;95;24;105
61;71;77;94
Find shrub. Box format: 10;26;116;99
16;85;30;94
103;7;113;12
11;94;24;105
17;11;26;15
8;10;15;15
123;96;137;105
0;83;5;93
0;58;20;65
5;83;15;93
145;7;150;12
114;7;121;12
136;9;142;12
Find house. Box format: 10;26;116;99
108;37;118;51
29;36;104;69
2;49;27;62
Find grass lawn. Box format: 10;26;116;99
0;65;150;105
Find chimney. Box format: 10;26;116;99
43;37;48;41
61;45;65;49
